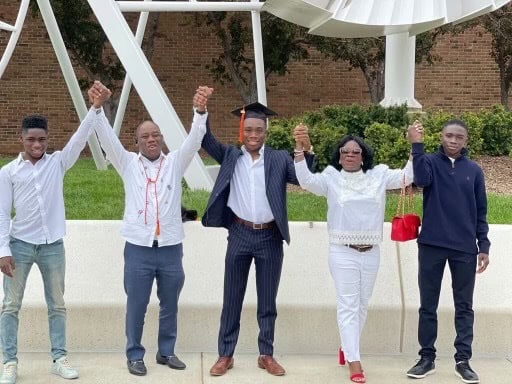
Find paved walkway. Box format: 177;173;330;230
10;352;512;384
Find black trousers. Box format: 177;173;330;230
217;222;284;357
417;244;477;362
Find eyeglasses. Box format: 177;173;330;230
340;147;362;155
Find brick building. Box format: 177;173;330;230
0;2;502;156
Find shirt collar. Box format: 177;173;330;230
138;152;166;164
16;152;48;165
241;144;265;157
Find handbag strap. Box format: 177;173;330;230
396;174;415;216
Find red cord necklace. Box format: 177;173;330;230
140;156;164;236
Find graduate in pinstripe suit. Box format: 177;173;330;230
199;100;314;377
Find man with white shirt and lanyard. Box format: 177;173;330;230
88;82;212;376
0;84;110;384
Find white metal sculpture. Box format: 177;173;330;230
264;0;511;109
2;1;511;184
263;0;510;38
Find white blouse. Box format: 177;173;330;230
295;160;413;245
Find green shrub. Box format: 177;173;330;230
267;104;512;174
480;105;512;156
267;118;344;170
364;123;410;168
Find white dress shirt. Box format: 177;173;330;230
93;109;207;247
227;144;274;224
295;160;414;245
0;108;101;256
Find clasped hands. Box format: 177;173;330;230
407;120;424;143
293;123;312;153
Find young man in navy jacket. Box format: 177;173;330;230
406;120;490;384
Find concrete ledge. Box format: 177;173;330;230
8;221;512;357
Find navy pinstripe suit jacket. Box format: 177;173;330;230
201;119;313;244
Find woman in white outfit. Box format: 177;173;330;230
293;124;418;383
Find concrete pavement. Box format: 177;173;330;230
11;352;512;384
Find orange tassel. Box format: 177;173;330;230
156;220;161;236
238;107;245;143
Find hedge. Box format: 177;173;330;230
267;104;512;170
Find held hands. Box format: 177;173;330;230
407;120;424;143
88;80;112;109
0;256;15;278
293;123;311;152
193;86;214;113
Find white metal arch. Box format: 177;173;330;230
0;0;30;79
1;1;273;189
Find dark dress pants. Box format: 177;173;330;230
124;242;185;361
417;244;477;362
218;222;284;357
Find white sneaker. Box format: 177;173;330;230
51;356;79;379
0;362;17;384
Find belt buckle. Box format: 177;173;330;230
253;223;263;230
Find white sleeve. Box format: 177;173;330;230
294;159;328;197
174;111;207;176
0;167;13;257
59;108;99;172
93;107;132;175
384;160;414;190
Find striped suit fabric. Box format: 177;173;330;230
201;119;312;356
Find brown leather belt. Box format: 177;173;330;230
346;244;373;252
234;216;275;230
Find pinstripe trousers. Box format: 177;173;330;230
217;222;284;357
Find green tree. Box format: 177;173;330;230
308;26;466;104
198;11;309;103
477;4;512;110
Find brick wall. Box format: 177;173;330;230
0;2;503;157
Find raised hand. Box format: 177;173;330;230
193;86;214;113
407;120;424;143
293;123;311;151
88;80;112;109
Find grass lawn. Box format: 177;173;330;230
1;158;511;223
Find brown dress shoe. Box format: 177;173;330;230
209;356;234;376
257;355;286;376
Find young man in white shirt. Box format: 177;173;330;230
88;82;213;376
0;85;110;384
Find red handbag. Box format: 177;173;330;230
391;176;421;242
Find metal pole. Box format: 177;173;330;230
0;0;30;79
117;1;263;12
380;33;421;110
113;0;152;136
251;0;267;105
36;0;107;169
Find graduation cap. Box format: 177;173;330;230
231;102;277;143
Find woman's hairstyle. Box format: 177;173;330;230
330;135;374;172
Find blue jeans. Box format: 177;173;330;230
124;242;185;361
1;237;67;363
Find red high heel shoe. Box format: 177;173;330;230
338;348;346;366
350;371;366;383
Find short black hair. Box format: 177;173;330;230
330;135;374;172
22;114;48;132
442;119;468;133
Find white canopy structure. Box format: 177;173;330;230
264;0;511;109
263;0;511;38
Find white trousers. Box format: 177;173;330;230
328;244;380;362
